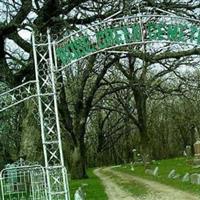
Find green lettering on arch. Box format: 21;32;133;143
178;24;187;42
96;28;114;49
146;22;165;41
112;27;125;45
73;36;95;57
167;24;188;42
190;25;198;43
66;42;80;60
56;47;71;65
147;22;157;40
57;19;200;66
131;23;142;42
156;23;165;40
198;29;200;44
121;26;132;43
167;24;179;41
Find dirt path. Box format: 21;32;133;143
94;168;136;200
94;167;200;200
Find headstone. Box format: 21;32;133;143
132;149;137;162
145;167;158;176
185;146;192;158
168;169;176;179
190;173;200;185
193;141;200;166
193;158;200;165
134;153;143;164
153;167;159;176
194;141;200;156
182;173;190;182
74;187;85;200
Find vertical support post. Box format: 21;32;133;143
47;29;70;200
0;171;5;200
32;30;70;200
32;32;51;200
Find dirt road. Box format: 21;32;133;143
94;167;200;200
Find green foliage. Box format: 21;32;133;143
0;83;21;166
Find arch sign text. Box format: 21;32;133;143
55;15;200;66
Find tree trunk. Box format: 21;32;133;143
134;89;151;166
70;139;87;179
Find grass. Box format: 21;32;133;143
0;169;107;200
101;169;148;197
69;169;108;200
3;158;199;199
69;167;148;199
114;157;200;196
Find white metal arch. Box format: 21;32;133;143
55;14;200;71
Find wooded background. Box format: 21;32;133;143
0;0;200;179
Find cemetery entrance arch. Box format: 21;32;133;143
0;11;200;200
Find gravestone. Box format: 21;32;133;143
194;141;200;156
168;169;176;179
145;167;159;176
190;173;200;185
74;187;85;200
185;146;192;158
153;167;159;176
193;141;200;165
135;153;143;164
132;149;137;162
182;173;190;182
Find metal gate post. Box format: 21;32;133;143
32;31;70;200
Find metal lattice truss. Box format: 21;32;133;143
32;31;70;200
0;32;70;200
0;81;37;112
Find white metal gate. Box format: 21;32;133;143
0;30;71;200
0;160;47;200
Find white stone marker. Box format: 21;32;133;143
74;187;85;200
190;173;200;185
182;173;190;182
168;169;176;179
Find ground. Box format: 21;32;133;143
94;167;200;200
